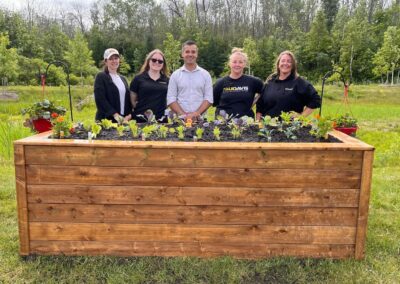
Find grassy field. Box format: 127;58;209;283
0;84;399;283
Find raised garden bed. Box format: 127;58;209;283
14;130;374;259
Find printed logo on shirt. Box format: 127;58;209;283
158;81;167;84
285;88;293;91
223;86;249;92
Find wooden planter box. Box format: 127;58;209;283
14;131;374;259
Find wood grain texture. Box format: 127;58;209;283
27;185;360;207
28;204;358;226
26;165;361;189
355;150;374;259
30;240;355;258
16;179;29;255
14;130;374;151
24;146;363;170
29;222;356;244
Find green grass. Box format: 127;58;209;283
0;84;400;283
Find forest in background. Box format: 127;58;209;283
0;0;400;86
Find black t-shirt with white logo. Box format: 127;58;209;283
213;74;264;118
256;73;321;118
129;72;169;122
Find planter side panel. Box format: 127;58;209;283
20;143;372;259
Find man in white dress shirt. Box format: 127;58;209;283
167;40;213;120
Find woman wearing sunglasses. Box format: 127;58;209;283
130;49;170;122
213;48;264;119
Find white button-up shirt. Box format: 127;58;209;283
167;65;213;113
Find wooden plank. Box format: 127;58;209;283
355;150;374;259
16;180;30;255
26;165;361;189
30;241;355;259
14;131;374;151
29;223;356;244
24;146;363;170
14;144;25;166
28;204;358;226
27;185;360;207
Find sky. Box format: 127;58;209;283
0;0;96;12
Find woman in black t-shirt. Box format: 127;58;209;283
213;48;264;118
256;50;321;119
130;49;169;122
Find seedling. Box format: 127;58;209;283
116;125;125;137
195;127;204;140
91;123;102;138
129;120;140;138
213;127;221;141
100;119;117;130
158;125;169;139
176;125;185;140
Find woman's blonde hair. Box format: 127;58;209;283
268;50;298;81
139;49;170;76
229;47;248;66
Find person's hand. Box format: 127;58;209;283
113;113;124;125
186;111;200;121
123;114;132;124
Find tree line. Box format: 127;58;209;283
1;0;400;86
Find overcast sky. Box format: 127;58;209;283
0;0;96;11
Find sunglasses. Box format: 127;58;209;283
150;58;164;64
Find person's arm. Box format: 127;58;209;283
185;100;212;120
130;91;138;109
255;84;267;121
213;78;223;107
166;72;187;116
168;101;187;116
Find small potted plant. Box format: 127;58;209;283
22;99;67;133
333;113;358;136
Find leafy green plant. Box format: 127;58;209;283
129;120;140;138
91;123;102;138
141;124;157;140
158;125;169;139
176;125;185;140
116;125;125;137
260;115;279;128
230;125;241;139
310;115;334;139
100;119;117;130
213;126;221;141
333;113;358;128
21;99;66;120
51;115;72;138
280;112;292;124
195;127;204;140
258;128;274;142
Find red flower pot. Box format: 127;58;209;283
32;118;52;133
334;126;357;136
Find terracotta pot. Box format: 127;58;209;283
334;126;357;136
32;118;52;133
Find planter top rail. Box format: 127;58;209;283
15;130;374;151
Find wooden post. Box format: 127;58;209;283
355;150;374;259
14;144;30;255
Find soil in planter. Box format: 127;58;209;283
64;123;341;143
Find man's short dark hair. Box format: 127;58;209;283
182;40;197;52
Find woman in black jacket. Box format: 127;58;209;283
94;48;132;123
256;50;321;119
